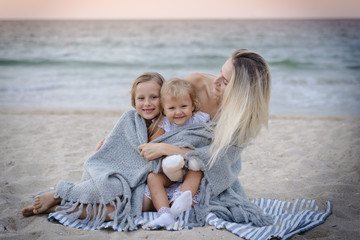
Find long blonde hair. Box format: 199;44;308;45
209;49;271;167
130;72;165;137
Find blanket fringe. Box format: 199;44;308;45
235;201;274;227
54;195;136;230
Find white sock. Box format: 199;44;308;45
146;207;176;227
170;190;193;215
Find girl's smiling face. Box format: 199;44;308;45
162;93;194;126
134;80;161;120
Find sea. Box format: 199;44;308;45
0;19;359;116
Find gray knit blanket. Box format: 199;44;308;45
54;110;272;231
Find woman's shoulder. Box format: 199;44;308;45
185;73;216;89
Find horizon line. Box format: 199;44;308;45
0;17;359;21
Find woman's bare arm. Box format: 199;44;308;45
95;136;107;151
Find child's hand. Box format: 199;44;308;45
95;137;107;151
138;143;164;161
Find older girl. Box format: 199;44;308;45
22;72;166;218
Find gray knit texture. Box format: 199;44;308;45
54;110;272;230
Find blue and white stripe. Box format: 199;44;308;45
48;198;332;239
206;198;332;240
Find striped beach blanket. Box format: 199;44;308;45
48;198;332;239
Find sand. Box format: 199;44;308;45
0;107;359;239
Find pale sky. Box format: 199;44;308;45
0;0;359;19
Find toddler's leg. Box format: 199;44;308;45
146;207;176;227
146;172;177;227
142;195;155;212
147;172;173;210
170;169;203;216
170;190;192;215
181;170;203;200
170;170;203;215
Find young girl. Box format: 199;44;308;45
22;72;166;218
142;78;210;227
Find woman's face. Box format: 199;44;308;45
213;58;233;99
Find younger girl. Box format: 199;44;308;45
142;78;210;227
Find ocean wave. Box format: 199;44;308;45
148;63;184;69
269;59;313;68
347;65;360;70
0;84;65;93
0;58;146;68
277;76;360;86
187;54;226;60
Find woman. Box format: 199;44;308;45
138;49;272;227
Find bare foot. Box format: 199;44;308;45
22;205;35;217
32;191;61;214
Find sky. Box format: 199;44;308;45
0;0;359;19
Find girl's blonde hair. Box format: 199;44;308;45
130;72;165;137
209;49;271;167
160;78;200;113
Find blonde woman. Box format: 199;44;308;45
138;49;272;226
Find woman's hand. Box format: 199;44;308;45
95;136;107;151
138;143;194;161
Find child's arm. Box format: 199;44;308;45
138;143;193;161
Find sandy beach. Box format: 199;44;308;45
0;107;359;239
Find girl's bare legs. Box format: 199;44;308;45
170;170;203;215
22;190;117;221
146;172;176;227
147;170;203;210
142;195;155;212
33;191;61;214
147;172;173;211
22;190;60;217
180;170;203;199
